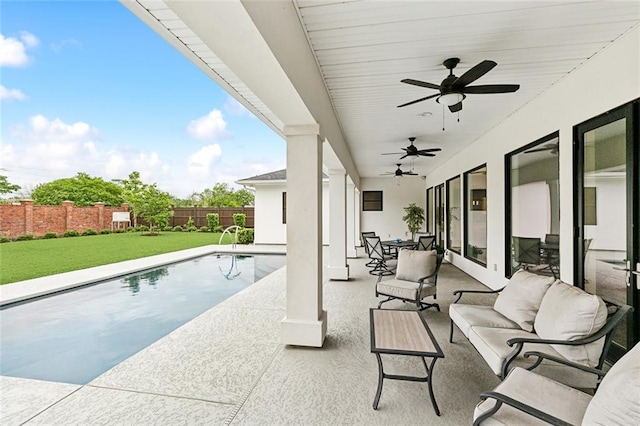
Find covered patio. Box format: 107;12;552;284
2;248;501;425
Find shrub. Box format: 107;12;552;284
64;230;80;237
187;225;198;232
137;225;149;232
162;225;172;232
127;226;138;232
43;232;58;239
172;225;183;232
101;229;112;234
214;225;224;233
199;226;209;232
233;213;246;228
186;216;195;228
113;228;126;233
82;228;98;236
206;213;220;232
15;233;34;241
0;237;10;243
237;228;254;244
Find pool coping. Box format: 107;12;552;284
0;244;286;306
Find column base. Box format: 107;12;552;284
281;310;327;347
347;248;358;259
327;265;350;281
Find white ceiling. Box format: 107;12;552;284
126;0;640;180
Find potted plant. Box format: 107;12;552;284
402;203;425;241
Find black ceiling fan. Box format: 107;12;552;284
381;164;418;177
397;58;520;112
525;142;559;154
382;137;442;159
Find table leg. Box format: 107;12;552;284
422;356;441;416
373;353;384;410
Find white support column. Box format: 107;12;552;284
281;124;327;347
346;182;357;258
327;169;349;280
355;188;361;250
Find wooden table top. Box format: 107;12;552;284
370;309;444;357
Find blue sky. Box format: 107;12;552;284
1;0;286;198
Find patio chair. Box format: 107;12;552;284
512;236;540;270
375;248;443;311
365;236;395;276
416;235;436;251
473;340;640;425
361;231;377;266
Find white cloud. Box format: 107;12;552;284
13;114;98;142
51;39;81;53
0;85;27;101
224;96;253;117
187;144;222;176
0;32;38;67
186;109;228;141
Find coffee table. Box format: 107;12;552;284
369;308;444;415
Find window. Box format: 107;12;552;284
435;184;444;248
282;192;286;224
363;191;383;211
447;175;462;254
426;187;434;234
584;187;597;225
506;132;560;277
464;165;487;266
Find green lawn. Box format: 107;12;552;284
0;232;236;284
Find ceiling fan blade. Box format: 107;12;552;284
404;172;418;175
448;102;463;113
399;153;409;160
463;84;520;94
452;60;496;88
381;152;403;155
401;79;440;90
417;152;436;157
417;148;442;153
397;93;438;108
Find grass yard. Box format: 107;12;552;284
0;232;237;285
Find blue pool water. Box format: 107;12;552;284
0;253;285;385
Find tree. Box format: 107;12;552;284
31;173;123;206
402;203;425;240
233;188;254;207
0;175;20;197
137;184;174;232
120;171;146;226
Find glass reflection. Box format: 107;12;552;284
447;176;461;253
507;134;560;277
465;165;487;265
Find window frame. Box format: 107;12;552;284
362;190;383;211
464;164;488;267
446;174;462;255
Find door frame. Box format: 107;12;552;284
573;99;640;354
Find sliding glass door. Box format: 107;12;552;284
575;100;639;356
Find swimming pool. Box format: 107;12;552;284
0;253;285;385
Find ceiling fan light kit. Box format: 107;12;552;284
437;92;465;106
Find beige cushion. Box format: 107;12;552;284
493;270;555;332
473;367;592;426
377;279;435;302
534;281;608;367
395;249;436;283
583;342;640;425
449;304;519;338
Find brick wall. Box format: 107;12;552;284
0;200;129;238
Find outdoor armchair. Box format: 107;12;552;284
375;248;443;311
365;235;395;276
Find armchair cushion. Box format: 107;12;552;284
534;281;607;367
395;249;437;283
582;342;640;425
493;270;555;332
449;305;519;338
377;279;436;302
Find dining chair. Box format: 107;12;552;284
416;235;436;251
365;236;395;276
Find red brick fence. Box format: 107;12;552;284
0;200;129;238
0;201;255;238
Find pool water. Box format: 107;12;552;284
0;253;285;385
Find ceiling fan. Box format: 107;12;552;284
382;137;442;159
381;164;418;177
525;142;559;154
397;58;520;112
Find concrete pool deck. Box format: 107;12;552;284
1;245;500;425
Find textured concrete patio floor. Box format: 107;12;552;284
1;247;501;425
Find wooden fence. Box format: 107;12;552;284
165;207;254;228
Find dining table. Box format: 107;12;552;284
381;239;417;257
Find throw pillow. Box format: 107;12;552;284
534;281;608;366
493;269;555;332
395;249;437;282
